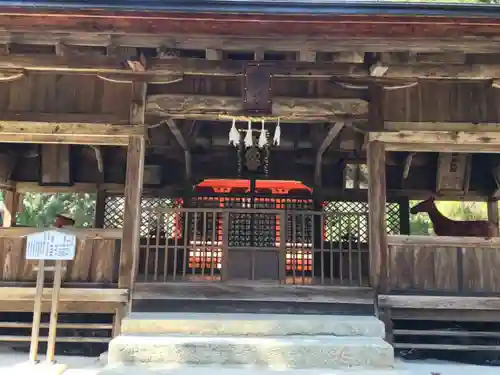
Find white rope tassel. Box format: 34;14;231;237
244;120;253;148
273;118;281;146
258;119;267;148
228;118;240;147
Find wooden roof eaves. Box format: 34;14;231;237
1;8;500;40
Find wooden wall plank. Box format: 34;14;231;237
480;248;500;293
462;247;483;292
2;238;23;281
413;246;436;290
40;144;71;185
8;76;33;112
389;246;415;290
433;247;458;291
90;239;116;283
388;238;500;295
68;240;94;282
0;237;119;283
384;81;500;123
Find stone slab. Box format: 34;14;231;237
16;362;68;375
121;313;385;338
108;335;395;369
99;364;410;375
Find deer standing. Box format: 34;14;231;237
410;196;498;238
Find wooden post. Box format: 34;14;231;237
2;189;20;227
119;136;145;290
29;259;45;363
94;189;106;228
221;212;229;281
26;229;75;370
487;198;499;232
398;197;411;235
367;140;388;293
118;81;146;292
46;260;63;363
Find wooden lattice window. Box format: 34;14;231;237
386;202;400;235
344;163;368;190
323;201;400;243
103;196;125;229
103;196;182;237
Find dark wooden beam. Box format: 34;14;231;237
165;118;191;181
368;85;385;131
0;54;368;78
0;121;144;145
14;182;182;197
383;121;500;132
148;94;369;121
379;63;500;80
369;131;500;153
2;51;500;79
314;122;345;186
2;10;500;47
318;187;492;202
3;31;500;54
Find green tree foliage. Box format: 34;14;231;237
0;192;96;228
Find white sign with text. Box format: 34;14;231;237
25;230;76;260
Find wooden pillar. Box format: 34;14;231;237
398;197;411;235
2;189;20;227
94;189;106;228
119;136;145;289
118;81;146;290
367;140;388;293
487;198;499;232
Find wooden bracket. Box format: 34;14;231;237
314;122;345;186
165;118;191;180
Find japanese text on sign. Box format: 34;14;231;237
26;230;76;260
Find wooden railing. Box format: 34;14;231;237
137;207;371;286
387;235;500;295
0;228;122;285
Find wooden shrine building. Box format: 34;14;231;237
2;0;500;354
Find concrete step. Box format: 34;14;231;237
121;313;386;338
108;335;395;369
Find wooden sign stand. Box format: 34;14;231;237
24;229;77;375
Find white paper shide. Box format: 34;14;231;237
25;230;77;260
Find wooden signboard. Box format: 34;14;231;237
26;229;76;374
436;153;471;195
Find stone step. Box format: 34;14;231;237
108;335;395;369
99;364;409;375
121;313;385;338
